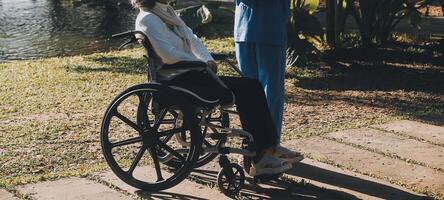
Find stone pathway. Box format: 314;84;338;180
1;120;442;199
17;178;131;200
94;166;230;200
374;120;444;145
0;189;19;200
284;120;444;199
192;158;426;200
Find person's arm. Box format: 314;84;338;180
184;27;214;62
136;14;198;64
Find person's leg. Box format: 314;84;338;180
255;44;286;142
235;42;259;79
220;77;293;175
219;76;278;154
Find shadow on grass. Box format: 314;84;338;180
185;163;428;200
64;55;147;74
297;59;444;94
323;41;444;68
291;40;444;125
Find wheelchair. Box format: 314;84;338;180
100;30;281;196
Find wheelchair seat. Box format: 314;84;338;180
161;69;235;109
167;85;222;108
162;61;207;70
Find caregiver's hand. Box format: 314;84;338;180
207;60;218;73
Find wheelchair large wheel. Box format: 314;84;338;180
101;84;202;191
161;111;229;169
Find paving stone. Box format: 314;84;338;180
325;128;444;170
17;177;131;200
285;137;444;196
96;166;230;200
0;189;19;200
195;158;426;200
374;120;444;145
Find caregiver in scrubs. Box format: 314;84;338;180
234;0;303;163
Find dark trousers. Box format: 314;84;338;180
167;70;278;154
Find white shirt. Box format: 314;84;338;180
135;4;214;65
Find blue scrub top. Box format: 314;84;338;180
234;0;290;46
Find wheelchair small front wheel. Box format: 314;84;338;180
217;163;245;196
100;84;202;192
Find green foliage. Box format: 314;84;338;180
291;0;320;10
344;0;431;46
287;0;324;67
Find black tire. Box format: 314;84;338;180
217;163;245;196
101;84;202;191
163;112;229;169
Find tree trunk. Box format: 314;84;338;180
326;0;336;47
360;0;377;48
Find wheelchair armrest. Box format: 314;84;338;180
162;61;207;70
210;53;229;61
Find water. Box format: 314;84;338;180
0;0;137;61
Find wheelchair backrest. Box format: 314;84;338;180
112;30;163;82
136;32;163;82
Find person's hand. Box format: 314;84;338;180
207;60;218;73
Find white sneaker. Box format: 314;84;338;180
249;154;292;176
268;145;304;164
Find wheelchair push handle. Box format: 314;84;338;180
111;31;134;39
111;30;149;50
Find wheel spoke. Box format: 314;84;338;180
157;141;185;162
169;110;178;118
160;131;175;145
202;126;209;136
112;136;143;148
115;112;143;133
128;146;146;175
149;147;164;182
228;182;234;190
153;108;168;130
203;139;213;147
157;119;175;124
136;92;151;128
158;127;185;138
209;127;219;134
138;91;152;106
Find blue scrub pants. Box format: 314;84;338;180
235;42;286;142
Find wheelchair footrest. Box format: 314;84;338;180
203;147;256;157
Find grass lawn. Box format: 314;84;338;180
0;35;443;193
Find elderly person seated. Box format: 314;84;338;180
130;0;303;176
